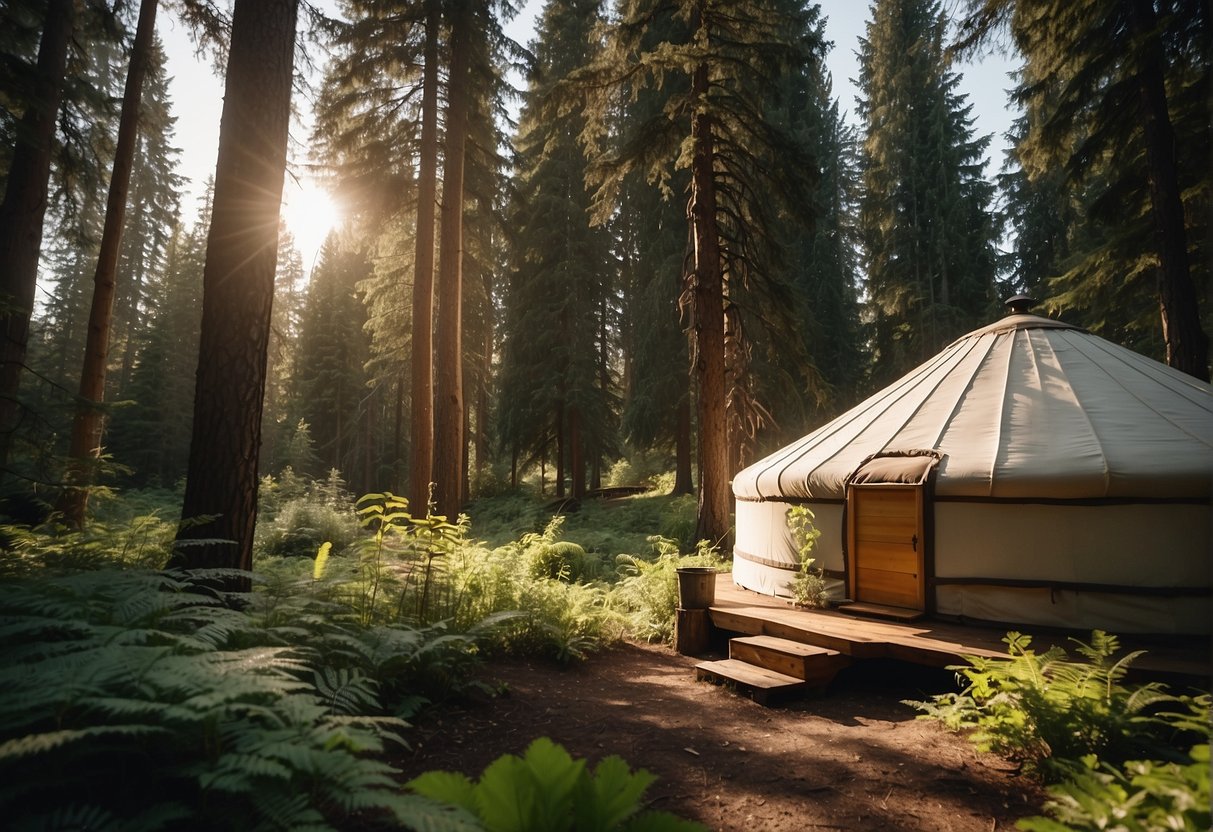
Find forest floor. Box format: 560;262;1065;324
391;641;1044;831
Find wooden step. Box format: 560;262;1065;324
729;635;849;687
695;658;805;705
838;601;925;623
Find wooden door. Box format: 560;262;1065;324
847;485;925;610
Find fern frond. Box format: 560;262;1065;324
313;667;381;715
0;724;168;760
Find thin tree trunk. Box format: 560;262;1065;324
58;0;159;526
171;0;298;582
393;371;404;493
476;268;492;476
673;391;693;495
433;0;470;517
1128;0;1209;381
554;401;565;499
689;50;730;547
409;0;440;511
569;405;584;500
0;0;74;475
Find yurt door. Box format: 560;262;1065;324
847;484;926;612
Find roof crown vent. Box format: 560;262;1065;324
1005;294;1035;314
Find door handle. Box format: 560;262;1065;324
911;534;918;551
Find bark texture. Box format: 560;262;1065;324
689;53;730;547
0;0;74;475
432;0;471;517
172;0;298;579
59;0;160;526
408;0;440;513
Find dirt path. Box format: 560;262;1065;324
393;641;1043;831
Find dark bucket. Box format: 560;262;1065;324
675;566;717;609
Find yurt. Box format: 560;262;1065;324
732;303;1213;635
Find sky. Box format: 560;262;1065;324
158;1;1019;267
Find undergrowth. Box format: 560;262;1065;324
0;480;723;828
907;630;1211;831
0;568;466;830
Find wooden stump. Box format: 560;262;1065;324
675;607;711;656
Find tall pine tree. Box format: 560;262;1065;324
857;0;997;385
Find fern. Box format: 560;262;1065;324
1019;744;1211;832
907;631;1210;781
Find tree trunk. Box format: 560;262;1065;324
569;405;584;500
0;0;74;475
476;268;492;477
171;0;298;583
1128;0;1209;381
432;0;470;517
554;400;565;499
58;0;159;527
393;371;404;493
673;391;693;495
689;53;730;547
409;0;440;511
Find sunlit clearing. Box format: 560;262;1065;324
282;181;341;247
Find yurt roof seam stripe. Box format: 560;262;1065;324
1071;326;1213;406
757;335;965;498
929;329;998;452
1040;330;1112;494
1061;329;1213;448
988;330;1017;498
873;338;978;463
770;334;977;498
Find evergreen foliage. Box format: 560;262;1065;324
106;216;205;488
291;239;375;487
857;0;998;385
500;0;619;499
0;568;460;830
959;0;1211;375
907;631;1211;781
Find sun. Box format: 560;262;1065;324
281;179;342;249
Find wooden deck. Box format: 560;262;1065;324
708;574;1212;685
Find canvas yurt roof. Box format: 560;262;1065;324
733;312;1213;502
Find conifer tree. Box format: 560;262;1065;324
59;0;162;526
172;0;299;579
500;0;616;500
290;239;373;484
752;10;862;438
580;0;821;544
0;0;74;476
108;218;205;487
955;0;1210;380
857;0;997;385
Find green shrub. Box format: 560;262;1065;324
0;512;176;576
254;472;361;561
407;736;706;831
604;448;675;488
907;631;1210;781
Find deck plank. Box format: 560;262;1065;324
711;574;1211;681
